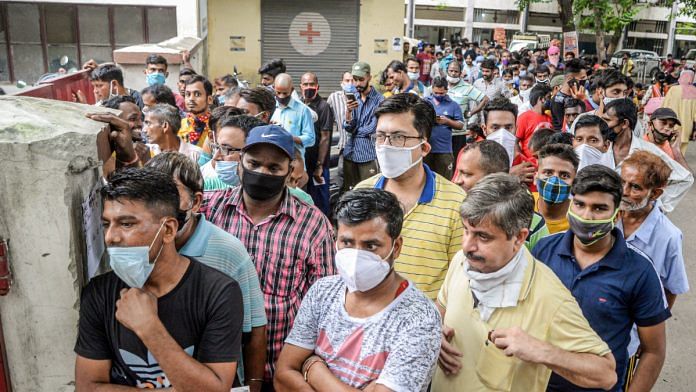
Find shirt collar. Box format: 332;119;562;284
627;203;662;244
557;227;627;270
179;214;214;257
374;164;436;204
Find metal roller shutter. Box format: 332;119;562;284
261;0;359;95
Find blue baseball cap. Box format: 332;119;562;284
243;125;294;159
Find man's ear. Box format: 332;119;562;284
207;94;214;106
650;188;664;201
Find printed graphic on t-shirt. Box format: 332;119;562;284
113;346;195;388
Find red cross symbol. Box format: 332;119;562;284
299;22;321;44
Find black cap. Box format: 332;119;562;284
650;108;682;126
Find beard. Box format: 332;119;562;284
620;197;650;211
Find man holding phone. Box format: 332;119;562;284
342;61;385;192
425;77;464;178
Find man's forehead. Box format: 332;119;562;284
576;126;601;138
572;192;613;205
185;81;205;92
103;198;150;216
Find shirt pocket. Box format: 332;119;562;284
260;250;301;298
475;341;517;391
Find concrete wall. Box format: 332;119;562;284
0;96;109;391
206;0;404;87
358;0;405;78
208;0;262;86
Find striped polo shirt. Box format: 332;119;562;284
356;164;465;299
342;86;384;163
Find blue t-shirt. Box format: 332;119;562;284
532;229;670;392
425;95;463;154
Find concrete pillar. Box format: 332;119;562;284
0;96;111;391
520;6;529;34
465;0;475;41
406;0;415;38
666;2;679;56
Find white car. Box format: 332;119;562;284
609;49;661;79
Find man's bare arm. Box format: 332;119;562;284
627;323;666;392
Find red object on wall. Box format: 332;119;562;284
13;70;95;105
0;239;9;296
0;239;11;392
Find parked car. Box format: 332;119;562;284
609;49;661;79
684;49;696;68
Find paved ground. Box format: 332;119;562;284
654;146;696;392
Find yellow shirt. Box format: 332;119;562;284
532;192;569;234
356;166;465;299
432;249;611;392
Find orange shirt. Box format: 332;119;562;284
642;134;675;160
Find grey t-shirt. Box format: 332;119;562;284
285;275;442;392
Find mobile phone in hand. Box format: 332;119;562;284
345;92;357;103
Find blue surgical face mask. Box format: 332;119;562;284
216;95;225;105
146;72;166;86
197;152;212;166
107;221;166;288
215;160;240;186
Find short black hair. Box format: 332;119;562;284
185;75;213;96
480;59;497;70
464;140;510;174
575;114;611;141
334;188;403;240
217;115;266;138
179;67;197;77
483;97;518;123
530;83;552;106
375;93;436;140
218;74;239;88
386;60;407;73
519;74;534;84
258;58;286;77
405;56;419;66
145;54;168;68
564;58;585;74
102;95;136;110
239;87;276;118
90;63;124;85
528;128;555;153
571;164;622;208
538;143;579;171
600;69;627;89
534;65;550;76
547;131;573;145
210;106;246;132
432;76;448;89
141;84;176;108
605;98;637;130
564;98;585;111
146;151;204;195
101;167;180;222
565;52;576;58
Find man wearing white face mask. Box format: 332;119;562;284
510;75;534;115
572;115;613;171
355;93;465;300
275;189;442;391
75;168;243;391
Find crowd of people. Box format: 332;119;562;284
70;39;696;392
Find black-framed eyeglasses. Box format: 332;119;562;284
372;132;422;147
210;142;242;157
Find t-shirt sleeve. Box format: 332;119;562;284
197;280;244;363
232;252;268;331
631;263;672;327
284;280;323;350
547;299;612;357
319;104;334;133
515;114;527;140
662;232;690;295
452;102;464;122
376;299;442;392
74;279;113;360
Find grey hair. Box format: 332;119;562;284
147;103;181;133
459;173;533;239
224;86;241;100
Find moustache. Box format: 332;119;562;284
465;252;486;262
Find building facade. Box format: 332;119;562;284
407;0;696;57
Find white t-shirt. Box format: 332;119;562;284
285;275;441;392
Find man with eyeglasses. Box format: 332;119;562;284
144;104;203;163
355;93;465;300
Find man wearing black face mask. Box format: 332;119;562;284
202;125;336;389
301;72;334;216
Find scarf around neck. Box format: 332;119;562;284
464;248;528;322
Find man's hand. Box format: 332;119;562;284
115;288;159;337
86;112;137;163
509;161;536;185
293;136;303;145
570;85;587;101
438;326;463;375
82;59;98;71
72;89;88;104
671;129;682;150
313;165;324;184
490;327;549;364
181;50;191;65
436;115;447;125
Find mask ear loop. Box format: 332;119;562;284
148;220;168;265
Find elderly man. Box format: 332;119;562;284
271;73;316;161
144;104;203;163
433;173;616;392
